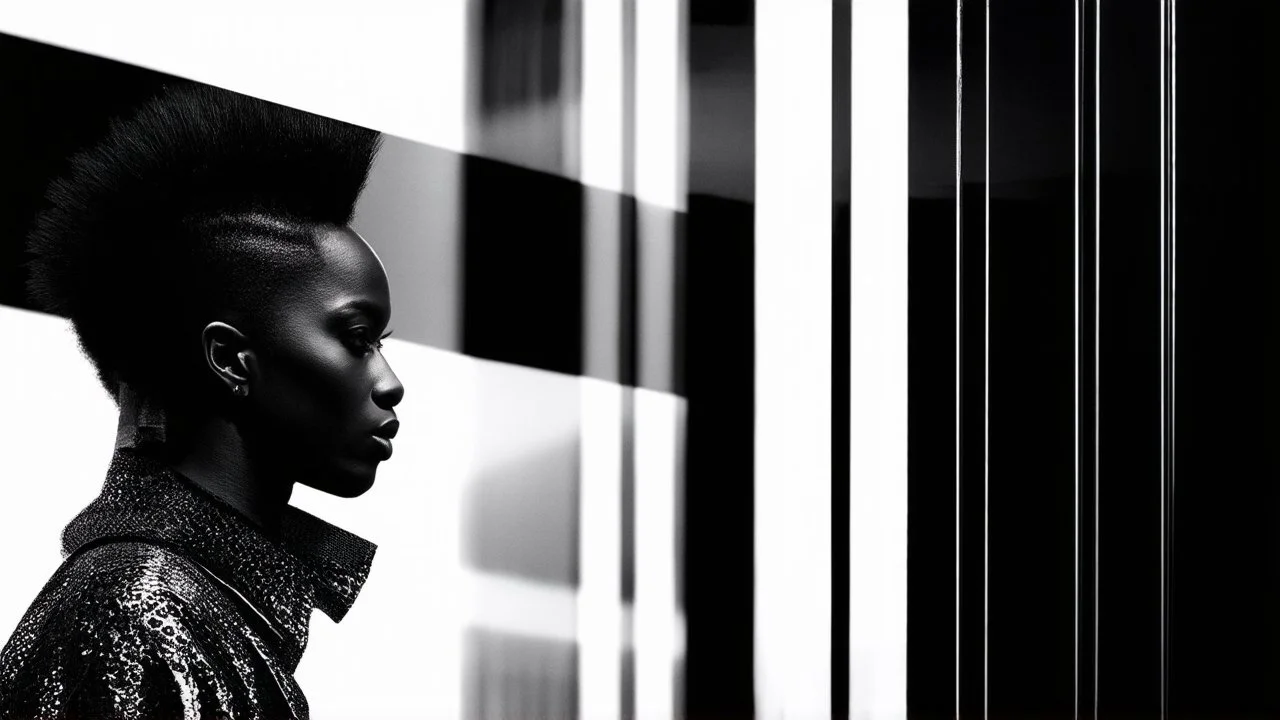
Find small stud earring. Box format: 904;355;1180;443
233;385;248;398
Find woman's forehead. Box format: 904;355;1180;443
279;226;393;318
315;227;388;289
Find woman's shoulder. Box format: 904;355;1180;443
6;541;234;658
58;541;226;623
0;542;258;718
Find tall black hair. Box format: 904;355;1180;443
26;82;383;405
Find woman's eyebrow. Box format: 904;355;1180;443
330;298;389;325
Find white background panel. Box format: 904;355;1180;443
0;0;468;154
849;0;909;718
291;339;475;719
0;306;119;642
754;0;833;717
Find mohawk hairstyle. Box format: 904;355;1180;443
26;82;383;403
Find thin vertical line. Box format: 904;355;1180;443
1162;2;1172;712
954;1;964;717
1166;0;1177;712
1093;1;1102;717
983;2;990;719
1169;0;1178;546
1073;2;1082;718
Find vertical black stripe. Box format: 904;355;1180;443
986;2;1078;716
1094;0;1163;714
620;195;639;388
1167;0;1279;715
832;1;851;718
683;1;755;715
907;0;963;715
957;0;989;714
681;194;754;717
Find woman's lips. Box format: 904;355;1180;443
370;435;393;461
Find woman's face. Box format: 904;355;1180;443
243;225;404;497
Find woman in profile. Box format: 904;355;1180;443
0;83;404;719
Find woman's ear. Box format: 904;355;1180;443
202;322;254;396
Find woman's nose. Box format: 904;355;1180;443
372;359;405;410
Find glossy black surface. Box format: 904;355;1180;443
1168;2;1280;716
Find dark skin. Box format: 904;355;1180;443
171;225;405;533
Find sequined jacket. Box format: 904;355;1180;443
0;449;377;719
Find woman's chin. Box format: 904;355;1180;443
301;460;378;498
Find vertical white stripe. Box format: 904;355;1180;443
634;389;681;720
983;2;991;718
579;379;626;720
633;0;683;392
634;0;684;211
581;0;627;380
1159;1;1168;717
582;0;627;193
849;1;908;718
1094;3;1103;716
1073;3;1082;718
755;0;833;717
954;2;965;714
1168;12;1177;677
0;0;470;153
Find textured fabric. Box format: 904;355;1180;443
114;381;169;451
0;448;377;719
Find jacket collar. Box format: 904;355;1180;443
60;448;377;670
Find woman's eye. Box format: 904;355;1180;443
347;327;392;353
346;329;377;352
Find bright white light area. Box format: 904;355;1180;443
581;0;626;194
578;378;626;720
0;0;469;153
635;0;686;211
0;306;118;640
849;0;909;718
634;389;683;720
754;0;833;717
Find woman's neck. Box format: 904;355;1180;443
169;416;295;533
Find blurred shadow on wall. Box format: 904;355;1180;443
460;364;582;719
464;436;580;586
467;0;578;179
